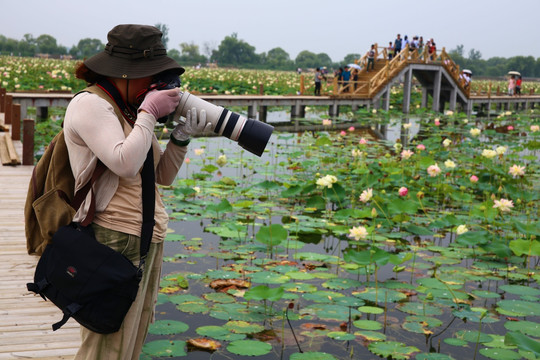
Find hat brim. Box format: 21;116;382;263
85;51;185;79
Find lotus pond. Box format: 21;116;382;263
137;110;540;360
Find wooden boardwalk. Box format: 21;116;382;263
0;139;80;359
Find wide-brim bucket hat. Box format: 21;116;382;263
84;24;184;79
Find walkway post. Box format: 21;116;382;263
402;68;412;114
449;88;457;111
432;69;441;112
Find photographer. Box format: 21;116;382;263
63;24;209;359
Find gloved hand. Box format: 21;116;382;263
138;89;180;121
172;107;213;141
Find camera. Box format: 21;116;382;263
148;71;274;157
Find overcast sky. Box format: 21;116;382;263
3;0;539;63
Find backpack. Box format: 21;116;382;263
25;129;76;255
25;85;126;256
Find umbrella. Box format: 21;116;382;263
347;63;362;70
508;71;521;76
462;69;472;75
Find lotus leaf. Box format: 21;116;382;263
497;299;540;317
354;288;408;303
148;320;189;335
289;351;338;360
226;339;272;356
195;325;246;341
327;331;356;341
353;319;383;330
142;340;187;357
223;320;265;334
368;341;420;359
504;320;540;337
479;348;521;360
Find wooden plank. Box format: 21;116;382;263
0;166;79;359
4;134;20;164
0;135;10;165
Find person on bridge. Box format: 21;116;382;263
515;75;522;96
508;75;516;96
314;67;323;96
64;24;210;359
341;65;351;93
366;44;376;72
387;41;394;60
394;34;402;57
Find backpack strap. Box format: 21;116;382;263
73;160;107;227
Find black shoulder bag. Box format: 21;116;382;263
27;150;155;334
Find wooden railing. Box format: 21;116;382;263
0;87;24;165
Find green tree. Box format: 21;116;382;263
0;36;20;55
19;34;36;56
71;38;104;59
343;53;361;65
295;50;318;69
212;33;260;67
264;47;294;70
315;53;332;67
450;44;465;58
35;34;59;54
177;42;207;66
468;48;482;61
506;56;536;77
154;23;169;49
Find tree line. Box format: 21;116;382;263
1;25;539;77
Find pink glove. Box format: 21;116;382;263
138;89;180;120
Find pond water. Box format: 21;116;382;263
33;106;538;359
142;116;539;360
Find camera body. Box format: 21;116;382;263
150;71;274;157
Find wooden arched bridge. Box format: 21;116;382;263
301;43;539;115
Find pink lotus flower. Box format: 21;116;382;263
416;144;426;150
348;226;368;241
322;119;332;126
348;126;355;132
507;125;514;131
427;164;441;177
434;119;440;126
185;157;191;164
401;149;414;159
359;188;373;203
493;198;514;212
470;175;479;183
340;131;347;136
359;138;368;145
398;187;408;196
508;164;525;178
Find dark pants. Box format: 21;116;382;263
315;82;321;95
367;58;374;71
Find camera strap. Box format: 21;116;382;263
96;79;138;127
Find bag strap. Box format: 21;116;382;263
140;149;155;261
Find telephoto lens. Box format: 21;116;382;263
173;91;274;157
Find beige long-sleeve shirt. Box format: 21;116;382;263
63;91;187;241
